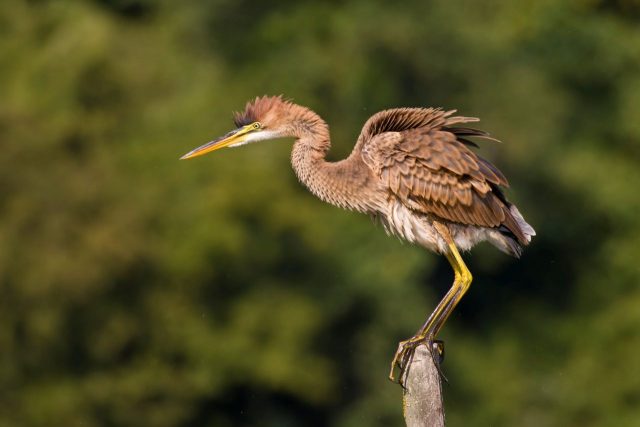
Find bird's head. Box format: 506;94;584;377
180;95;294;160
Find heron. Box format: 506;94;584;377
181;95;535;383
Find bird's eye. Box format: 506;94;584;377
252;122;262;130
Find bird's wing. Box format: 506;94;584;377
360;108;526;242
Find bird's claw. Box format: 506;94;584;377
388;336;445;385
388;335;425;384
429;339;445;365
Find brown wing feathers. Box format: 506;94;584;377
362;108;528;244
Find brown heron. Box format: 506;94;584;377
181;95;535;382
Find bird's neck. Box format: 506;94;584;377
288;109;376;213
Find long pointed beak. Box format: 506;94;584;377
180;125;253;160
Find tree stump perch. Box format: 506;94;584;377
401;342;445;427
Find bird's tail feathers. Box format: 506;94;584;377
509;205;535;243
490;205;535;258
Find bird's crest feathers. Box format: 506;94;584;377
234;95;291;127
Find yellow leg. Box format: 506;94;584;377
431;242;472;337
420;221;473;338
388;284;458;382
414;252;462;336
388;222;473;383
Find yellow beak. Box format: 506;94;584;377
180;125;255;160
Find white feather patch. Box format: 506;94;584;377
229;130;281;147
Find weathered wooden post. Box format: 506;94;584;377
401;342;445;427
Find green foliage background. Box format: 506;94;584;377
2;0;640;425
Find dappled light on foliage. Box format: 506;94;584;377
1;0;640;426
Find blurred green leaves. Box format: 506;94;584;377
1;0;640;426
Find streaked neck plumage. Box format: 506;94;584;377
285;106;377;213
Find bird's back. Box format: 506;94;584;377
358;108;535;256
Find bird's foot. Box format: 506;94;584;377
388;336;444;386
